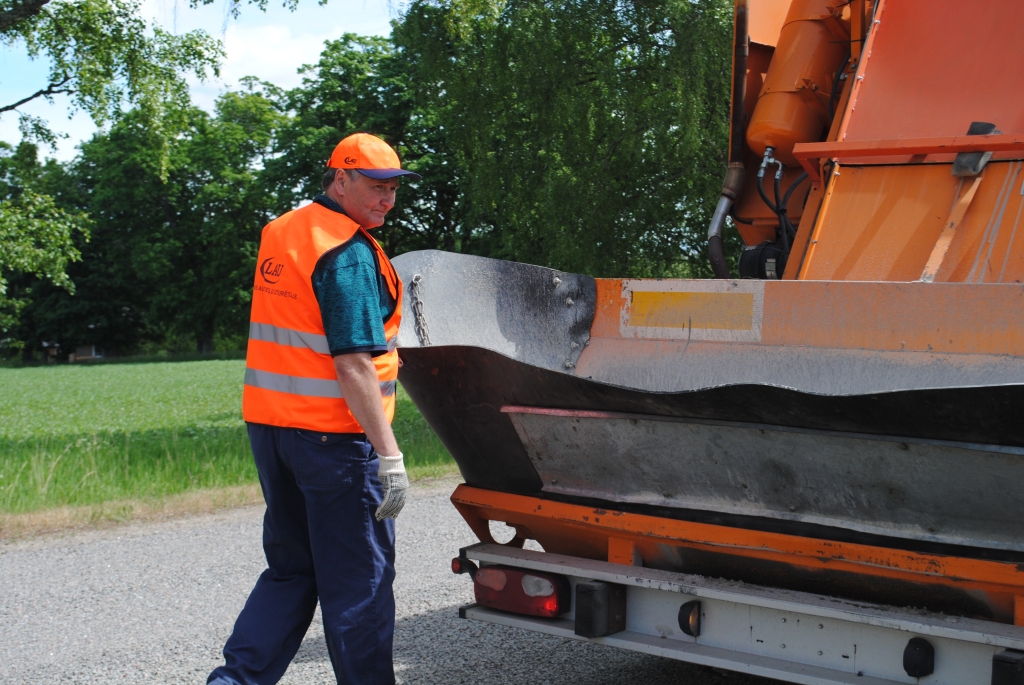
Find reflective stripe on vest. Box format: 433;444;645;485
244;368;396;398
249;322;330;354
250;322;398;357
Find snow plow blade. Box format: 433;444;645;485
394;249;1024;621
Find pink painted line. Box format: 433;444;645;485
500;405;630;420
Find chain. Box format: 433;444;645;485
409;274;431;347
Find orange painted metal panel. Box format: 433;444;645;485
796;134;1024;162
607;538;641;566
592;276;1024;356
781;180;824;278
744;43;774;122
748;0;791;47
920;176;984;283
801;164;958;280
794;134;1024;176
800;162;1024;283
451;485;1024;622
839;0;1024;143
735;222;779;247
940;165;1024;284
760;280;1024;355
848;0;867;61
591;279;625;339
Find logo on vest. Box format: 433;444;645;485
259;257;285;284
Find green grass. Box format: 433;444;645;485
0;360;453;514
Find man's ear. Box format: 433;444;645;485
333;169;348;197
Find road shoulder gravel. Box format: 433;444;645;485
0;476;767;685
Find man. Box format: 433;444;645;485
208;133;421;685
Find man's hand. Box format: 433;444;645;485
333;353;407;519
376;453;408;520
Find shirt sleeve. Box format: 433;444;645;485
312;240;389;357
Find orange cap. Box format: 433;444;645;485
327;133;421;180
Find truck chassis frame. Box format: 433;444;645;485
459;543;1024;685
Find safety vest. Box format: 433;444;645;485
242;202;403;432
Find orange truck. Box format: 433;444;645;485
392;1;1024;681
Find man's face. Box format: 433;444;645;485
333;171;398;229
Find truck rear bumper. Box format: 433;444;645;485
459;543;1024;685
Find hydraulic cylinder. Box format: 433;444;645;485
745;0;849;166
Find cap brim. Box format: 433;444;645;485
356;168;422;181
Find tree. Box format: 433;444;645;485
397;0;733;277
0;0;224;350
1;0;222;139
13;89;281;355
0;141;89;351
5;1;737;356
261;34;464;256
177;86;284;351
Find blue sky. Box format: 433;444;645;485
0;0;397;160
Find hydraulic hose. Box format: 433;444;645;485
782;171;809;211
773;170;789;254
757;146;798;257
728;0;749;165
756;168;776;213
708;194;734;279
708;0;749;279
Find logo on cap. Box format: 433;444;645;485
344;157;358;165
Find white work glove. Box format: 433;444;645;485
375;453;409;521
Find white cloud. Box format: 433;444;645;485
224;23;328;85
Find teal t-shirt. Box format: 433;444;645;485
310;195;397;357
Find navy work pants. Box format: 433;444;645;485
208;423;396;685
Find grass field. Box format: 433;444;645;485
0;360;454;515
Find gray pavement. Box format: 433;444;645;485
0;479;771;684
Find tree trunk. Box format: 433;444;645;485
197;335;215;354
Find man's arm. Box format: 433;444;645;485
333;352;400;456
335;352;407;521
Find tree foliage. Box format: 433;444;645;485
1;0;222;136
0;187;89;342
261;34;462;255
1;0;223;350
0;142;89;348
397;0;733;276
12;90;281;355
4;0;736;358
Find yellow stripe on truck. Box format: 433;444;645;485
628;291;755;331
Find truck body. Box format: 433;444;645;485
392;1;1024;681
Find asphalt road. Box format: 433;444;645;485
0;479;775;684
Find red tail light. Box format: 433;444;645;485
451;557;477;575
472;565;570;618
